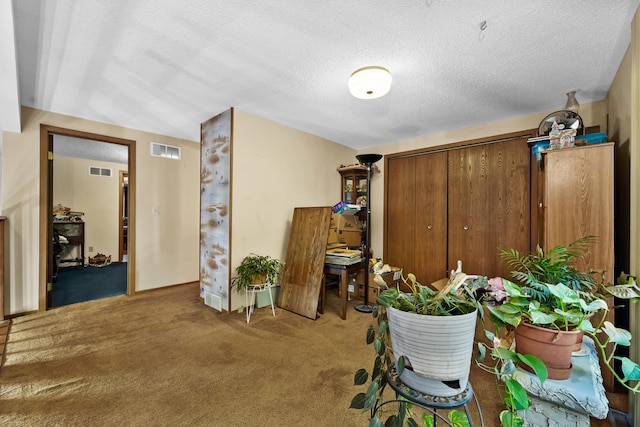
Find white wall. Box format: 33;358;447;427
53;156;126;262
229;109;356;311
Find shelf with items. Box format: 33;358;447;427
338;167;368;206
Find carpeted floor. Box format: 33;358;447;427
0;283;629;426
52;262;127;307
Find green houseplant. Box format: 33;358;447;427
230;253;283;292
475;238;640;427
351;269;490;427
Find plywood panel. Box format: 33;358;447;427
278;207;332;319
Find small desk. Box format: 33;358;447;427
321;262;364;320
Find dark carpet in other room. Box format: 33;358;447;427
52;262;127;307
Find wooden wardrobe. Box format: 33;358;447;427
384;130;535;284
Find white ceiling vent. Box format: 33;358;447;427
88;166;112;177
151;142;181;160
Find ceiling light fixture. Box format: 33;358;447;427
348;66;392;100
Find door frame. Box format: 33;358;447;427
39;124;136;311
119;171;129;263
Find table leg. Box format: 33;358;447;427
340;271;347;320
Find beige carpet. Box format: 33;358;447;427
0;283;627;426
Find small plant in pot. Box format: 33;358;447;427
230;253;283;292
350;267;487;427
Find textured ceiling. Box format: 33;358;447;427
8;1;640;149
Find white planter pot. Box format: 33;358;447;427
386;306;477;397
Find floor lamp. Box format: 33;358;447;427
354;153;382;314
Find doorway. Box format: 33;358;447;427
119;171;128;263
39;125;136;311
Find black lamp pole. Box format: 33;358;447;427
354;153;382;314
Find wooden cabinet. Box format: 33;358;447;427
339;167;368;205
384;131;533;284
535;143;614;283
535;142;615;390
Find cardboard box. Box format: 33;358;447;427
327;226;338;244
356;282;383;303
337;230;361;247
331;213;360;231
370;269;402;289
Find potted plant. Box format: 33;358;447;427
230;253;283;292
350;267;491;426
475;239;640;427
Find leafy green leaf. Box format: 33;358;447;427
499;410;524;427
374;338;385;355
366;325;375;345
618;357;640;381
505;378;529;410
379;320;388;335
602;321;632;346
529;310;558;325
449;410;470;426
397;356;405;376
349;392;366;409
475;342;487;363
353;368;368;385
369;416;384;427
516;353;547;383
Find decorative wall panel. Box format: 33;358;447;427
200;108;233;311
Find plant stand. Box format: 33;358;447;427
372;365;484;426
245;284;275;323
514;337;609;426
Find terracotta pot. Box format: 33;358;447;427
515;322;581;380
386;307;477;397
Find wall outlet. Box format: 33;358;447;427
88;246;94;252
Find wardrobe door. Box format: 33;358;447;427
414;151;448;284
447;140;530;278
542;143;614;283
385;156;416;276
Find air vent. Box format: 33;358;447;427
88;166;112;177
204;291;223;312
150;142;181;160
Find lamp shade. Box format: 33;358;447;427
348;66;392;100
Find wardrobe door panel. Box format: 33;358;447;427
385;156;416;276
448;140;530;278
414;151;448;284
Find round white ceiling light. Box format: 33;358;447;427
348;66;392;100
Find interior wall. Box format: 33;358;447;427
362;101;608;262
53;156;126;262
230;109;356;311
629;8;640;425
1;107;200;315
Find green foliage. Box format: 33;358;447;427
378;272;481;316
498;236;599;306
230;253;283;292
